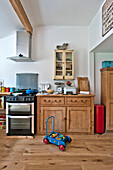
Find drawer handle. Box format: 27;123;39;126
81;100;87;103
71;100;77;103
55;100;61;103
44;100;50;103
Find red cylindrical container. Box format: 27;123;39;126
94;104;104;134
6;87;10;92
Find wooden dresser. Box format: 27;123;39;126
36;94;95;135
101;67;113;132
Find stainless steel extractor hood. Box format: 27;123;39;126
7;31;34;62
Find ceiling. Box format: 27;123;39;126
0;0;104;39
1;0;112;54
0;0;23;38
20;0;104;27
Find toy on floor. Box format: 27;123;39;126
43;116;72;151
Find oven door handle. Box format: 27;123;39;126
8;115;33;119
7;103;34;106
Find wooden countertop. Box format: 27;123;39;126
36;93;95;97
0;92;10;96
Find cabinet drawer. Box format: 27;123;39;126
41;97;65;105
66;97;91;106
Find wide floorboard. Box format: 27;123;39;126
0;130;113;170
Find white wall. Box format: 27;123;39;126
88;0;113;52
0;26;88;89
88;0;113;102
94;53;113;104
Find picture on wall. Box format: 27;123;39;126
102;0;113;36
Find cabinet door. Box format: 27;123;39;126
108;103;113;130
54;51;64;79
107;72;113;130
54;50;74;80
40;107;66;134
108;72;113;99
64;51;74;80
67;107;91;133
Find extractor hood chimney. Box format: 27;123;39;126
7;31;34;62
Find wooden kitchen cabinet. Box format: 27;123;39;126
67;107;90;133
101;68;113;131
54;50;74;80
40;107;66;134
37;94;95;135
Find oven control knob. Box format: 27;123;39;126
26;98;29;101
15;97;17;101
28;98;31;101
23;98;26;101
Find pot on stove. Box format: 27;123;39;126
26;89;38;94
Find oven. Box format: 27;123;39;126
6;102;35;136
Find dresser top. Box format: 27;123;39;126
36;94;95;97
100;67;113;72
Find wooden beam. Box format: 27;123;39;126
9;0;33;35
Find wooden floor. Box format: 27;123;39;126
0;130;113;170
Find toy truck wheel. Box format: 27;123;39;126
59;145;65;151
43;138;49;144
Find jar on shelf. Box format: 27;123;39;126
1;87;6;92
6;87;10;92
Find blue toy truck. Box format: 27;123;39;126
43;116;72;151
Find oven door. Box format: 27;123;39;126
6;115;34;135
6;103;34;116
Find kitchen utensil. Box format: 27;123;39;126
45;83;51;91
64;86;76;94
1;87;6;92
55;82;64;86
26;89;38;94
15;89;22;93
6;87;10;92
77;77;89;92
56;86;62;94
26;89;34;94
12;93;23;96
10;87;15;92
39;83;50;93
47;89;54;94
66;81;72;86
